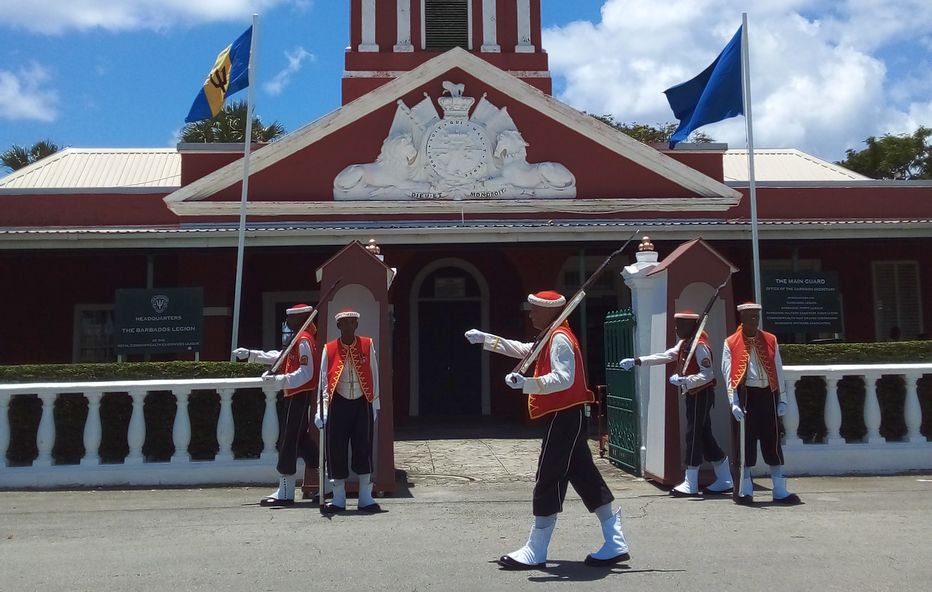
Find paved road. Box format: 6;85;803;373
2;438;930;592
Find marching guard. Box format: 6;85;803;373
465;290;630;570
619;309;733;496
232;303;322;506
724;302;802;505
315;310;382;514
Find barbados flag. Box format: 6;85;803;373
185;26;253;123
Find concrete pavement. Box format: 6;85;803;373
2;427;931;591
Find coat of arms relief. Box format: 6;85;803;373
333;82;576;200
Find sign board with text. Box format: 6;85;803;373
115;288;203;354
761;272;842;333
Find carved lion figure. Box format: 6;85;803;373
493;130;575;190
333;134;419;194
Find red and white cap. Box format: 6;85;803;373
334;309;360;321
673;309;700;320
527;290;566;308
736;301;762;312
286;303;313;315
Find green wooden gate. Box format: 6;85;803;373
603;309;640;475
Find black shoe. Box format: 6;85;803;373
773;493;802;505
259;497;294;507
498;555;544;570
358;502;382;513
669;488;700;498
321;502;345;514
702;486;734;495
307;491;334;504
734;495;754;506
584;552;631;567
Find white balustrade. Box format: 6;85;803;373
782;379;802;446
35;393;56;467
261;386;279;460
823;376;844;445
125;390;147;464
81;391;102;466
904;372;924;443
216;388;235;462
171;388;192;463
0;396;9;468
862;374;884;444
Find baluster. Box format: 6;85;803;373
783;378;802;446
904;372;925;443
171;388;192;463
261;386;280;460
81;391;103;466
126;390;147;464
35;393;57;467
216;388;235;461
863;374;884;444
0;396;10;468
824;376;844;445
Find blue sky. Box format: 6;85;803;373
1;1;930;164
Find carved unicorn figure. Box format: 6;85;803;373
493;130;576;191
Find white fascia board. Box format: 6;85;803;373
165;48;739;210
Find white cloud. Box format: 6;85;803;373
544;0;932;161
0;62;58;122
0;0;303;34
263;46;315;96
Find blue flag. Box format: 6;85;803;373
664;26;743;148
186;26;253;123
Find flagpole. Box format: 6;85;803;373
740;12;762;305
230;13;259;360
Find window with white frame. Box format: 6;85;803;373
262;291;318;351
73;305;116;362
872;261;923;340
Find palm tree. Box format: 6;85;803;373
1;140;62;172
179;100;286;143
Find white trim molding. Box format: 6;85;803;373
360;0;379;52
481;0;500;52
515;0;533;52
394;0;414;52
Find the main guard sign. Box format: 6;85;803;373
761;272;842;333
115;288;203;354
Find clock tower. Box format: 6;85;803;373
343;0;550;102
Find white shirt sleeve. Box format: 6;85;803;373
317;347;330;419
637;342;680;367
281;338;314;390
722;342;736;405
683;342;715;390
482;333;533;359
249;349;281;365
370;342;380;413
523;333;575;395
775;344;788;404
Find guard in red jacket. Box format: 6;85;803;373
465;290;629;570
232;303;321;507
315;310;381;514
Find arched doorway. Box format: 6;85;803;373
409;260;489;417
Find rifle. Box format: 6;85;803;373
675;273;732;394
268;278;342;375
511;228;640;376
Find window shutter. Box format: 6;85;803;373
872;261;923;340
425;0;469;51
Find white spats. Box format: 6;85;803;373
332;479;347;508
586;508;630;564
269;474;295;501
358;473;376;508
706;457;734;493
739;471;754;498
505;522;555;567
671;467;700;497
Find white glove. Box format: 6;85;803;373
373;408;379;423
777;401;787;417
314;412;326;429
668;374;688;387
464;329;487;345
619;358;636;371
232;347;250;361
505;373;525;390
731;404;745;422
261;371;285;387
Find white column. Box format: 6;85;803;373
824;376;844;445
35;393;56;467
862;374;885;444
394;0;414;51
481;0;500;52
904;372;925;443
216;388;235;461
81;391;103;466
261;387;280;460
515;0;534;52
360;0;379;52
126;390;147;464
0;396;10;467
783;378;802;446
171;388;192;463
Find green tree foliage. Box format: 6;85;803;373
1;139;62;172
590;114;714;144
837;127;932;180
179;100;286;143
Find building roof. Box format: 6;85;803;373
723;149;869;182
0;148;180;190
